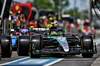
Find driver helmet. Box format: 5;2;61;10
40;16;43;20
50;31;57;36
9;11;13;15
49;17;53;21
15;32;19;35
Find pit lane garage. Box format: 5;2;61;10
17;27;97;58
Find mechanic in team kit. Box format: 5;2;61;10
13;11;26;30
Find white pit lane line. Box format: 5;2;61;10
43;58;63;66
0;57;29;66
0;57;63;66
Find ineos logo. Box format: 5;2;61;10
33;28;49;31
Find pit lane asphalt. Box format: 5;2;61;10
52;44;100;66
52;34;100;66
0;35;100;66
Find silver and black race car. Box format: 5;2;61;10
17;27;97;58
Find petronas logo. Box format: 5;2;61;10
15;6;19;10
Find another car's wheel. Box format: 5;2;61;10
0;49;1;60
0;53;1;60
17;36;30;56
81;36;94;58
29;35;42;58
82;53;93;58
1;36;12;58
0;43;1;60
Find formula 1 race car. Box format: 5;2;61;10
8;29;19;49
9;29;29;50
17;27;97;58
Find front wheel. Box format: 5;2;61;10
0;52;1;60
81;36;94;58
82;53;93;58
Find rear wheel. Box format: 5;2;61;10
81;36;94;58
1;36;12;58
17;36;30;56
0;44;1;60
0;51;1;60
82;53;93;58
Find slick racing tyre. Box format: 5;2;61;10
0;44;1;60
81;36;94;58
1;36;12;58
82;53;93;58
17;36;30;56
0;48;1;60
29;35;42;58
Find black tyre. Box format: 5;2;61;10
29;35;42;58
82;53;93;58
0;44;1;60
81;36;94;58
53;54;63;58
0;53;1;60
0;50;1;60
1;36;12;58
17;36;30;56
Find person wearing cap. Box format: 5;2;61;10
9;11;13;29
16;13;25;29
43;16;47;28
47;17;58;28
39;16;44;28
13;11;19;29
49;17;54;23
20;14;26;29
